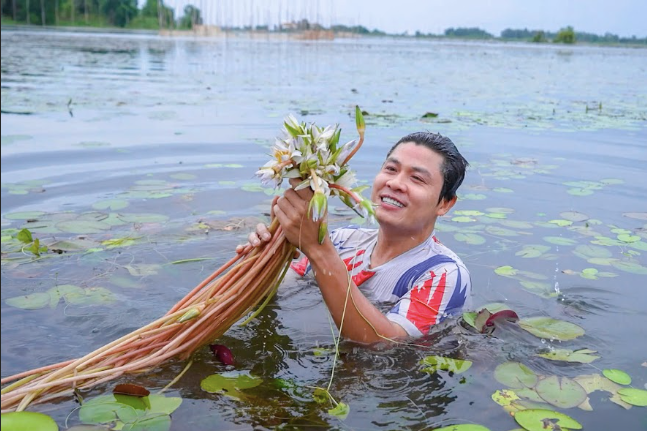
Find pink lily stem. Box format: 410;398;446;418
329;183;362;203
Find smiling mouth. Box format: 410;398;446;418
381;196;404;208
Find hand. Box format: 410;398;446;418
235;196;279;254
273;178;327;255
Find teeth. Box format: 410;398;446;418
382;197;404;208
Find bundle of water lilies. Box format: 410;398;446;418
0;107;373;412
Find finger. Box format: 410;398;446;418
256;223;271;242
248;231;261;247
270;196;279;219
289;178;313;201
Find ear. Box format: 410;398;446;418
436;196;457;217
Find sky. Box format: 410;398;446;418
159;0;647;38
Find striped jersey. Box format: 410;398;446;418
290;226;472;337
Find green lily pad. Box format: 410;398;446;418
486;207;515;214
485;226;518;236
495;266;517;277
461;193;487;200
92;199;129;211
200;371;262;400
79;395;139;424
435;425;491;431
125;264;160;277
492;389;520;408
452;216;477;223
420;356;472;374
102;237;136;248
454;232;486;245
623;212;647;221
617;388;647;407
610;260;647;275
493;188;513;193
573;244;612;259
119;213;169;224
580;268;599;280
514;409;582;431
328;402;350;420
567;188;594;196
56;220;111;234
548;219;573;227
574;374;631;409
519;317;585;341
485;212;508;219
122;414;170;431
543;236;577;246
494;362;537;389
500;220;533;229
0;411;58;431
516;245;550;258
617;234;640;243
454;210;484;216
535;376;587;408
537;348;599;364
600;178;624;185
5;292;51;310
4;211;46;220
602;369;631;385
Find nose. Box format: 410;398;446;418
386;172;406;192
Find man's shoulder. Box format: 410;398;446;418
330;225;377;249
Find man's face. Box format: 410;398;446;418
371;142;455;239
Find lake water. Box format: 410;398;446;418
1;29;646;430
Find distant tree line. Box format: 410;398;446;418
0;0;201;30
501;26;646;45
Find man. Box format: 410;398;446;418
239;132;471;344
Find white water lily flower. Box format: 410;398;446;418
337;139;357;164
335;170;357;189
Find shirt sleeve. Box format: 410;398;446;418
386;263;471;337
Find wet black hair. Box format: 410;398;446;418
386;132;469;204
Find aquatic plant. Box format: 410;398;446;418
0;108;370;412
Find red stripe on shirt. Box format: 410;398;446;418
406;270;448;333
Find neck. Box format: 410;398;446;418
371;225;434;268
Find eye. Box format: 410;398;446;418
384;165;396;172
412;175;424;183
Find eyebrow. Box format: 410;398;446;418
385;157;433;178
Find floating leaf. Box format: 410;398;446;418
492;389;519;407
0;412;58;431
5;292;51;310
548;219;573;227
485;212;508;219
147;395;182;415
102;237;136;248
92;199;129;211
494;362;537;389
617;234;640;243
623;212;647;221
617;388;647;407
420;356;472;374
519;317;585;341
514;409;582;431
580;268;599;280
535;376;587;408
602;369;631;385
567;188;594;196
170;173;196;180
119;213;168;224
543;236;577;246
200;371;261;400
460;193;487;200
537;348;599;364
610;260;647;275
495;266;517;277
573;244;612;259
516;245;550;258
16;228;33;243
328;402;350;420
56;220;110;234
493;188;513;193
125;264;160;277
454;210;484;216
452;216;476;223
454;232;486;245
79;395;139;424
485;226;517;236
4;211;45;220
122;414;171;431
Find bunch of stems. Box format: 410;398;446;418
1;219;294;412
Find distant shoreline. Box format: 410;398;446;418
1;23;645;49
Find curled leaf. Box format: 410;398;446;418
113;383;150;398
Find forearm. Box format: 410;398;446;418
306;241;408;344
